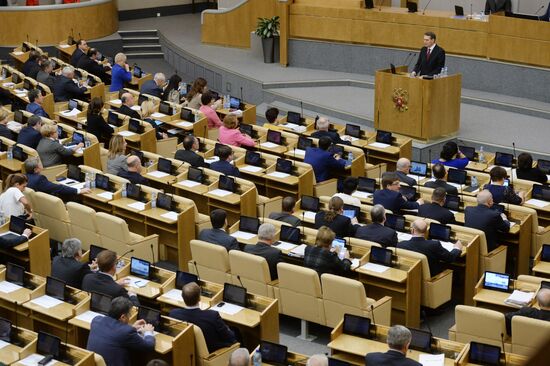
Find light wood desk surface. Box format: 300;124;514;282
118;265;175;299
473;276;540;312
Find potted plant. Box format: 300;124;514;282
255;16;280;63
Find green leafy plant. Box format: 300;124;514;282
255;16;280;39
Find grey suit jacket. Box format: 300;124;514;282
36;138;74;167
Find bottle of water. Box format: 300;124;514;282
252;350;262;366
151;192;157;208
223;95;230;109
0;211;5;226
347;151;354;166
84;173;91;189
194;111;200;122
471;175;479;189
479;146;486;163
121;183;127;198
90;173;96;189
7;146;13;160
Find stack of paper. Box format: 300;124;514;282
526;199;549;208
0;281;22;293
118;130;136;137
360;262;389;273
267;171;290;179
440;241;457;252
260;142;279;149
30;295;63;309
210;302;243;315
161;211;179;221
274;241;298;251
147;171;170;178
74;310;103;323
293;148;306;156
303;211;317;220
368;142;390;149
240;165;263;173
97;192;113;200
397;232;413;242
209;189;232;197
418;353;444;366
352;191;372;199
162;288;182;301
505;290;535;307
127;202;146;211
350;258;360;269
177;121;193;128
178;180;201;188
230;231;256;240
151;112;166;118
289;244;307;257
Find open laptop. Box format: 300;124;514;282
244;151;263;167
541;244;550;262
180;108;194;122
222;283;247;307
343;314;372;339
345;123;362;139
240;124;258;139
428;223;452;242
6;262;25;287
218;175;236;193
483;271;511;293
287;111;304;125
384;214;406;232
370;246;393;267
1;216;28;243
279;225;301;245
95;174;112;192
159;102;173;116
0;318;12;343
537;159;550;174
297;136;313;151
12;145;27;162
376;130;392;145
276;158;293;175
37;332;61;363
410;161;428;177
90;292;112;315
343;204;360;220
357;177;376;193
444;194;461;211
469;341;501;366
447;168;467;186
406;1;417;13
331;238;347;252
128;119;144;134
157;157;173;175
229;97;241;110
531;185;550;201
495;152;514;168
88;244;105;264
46;277;67;302
176;271;199;289
300;195;320;220
455;5;464;16
156;192;176;212
137;306;161;329
188;167;205;184
328;358;351;366
126;183;145;202
459;146;476;161
364;0;374;9
130;257;152;280
239;216;260;234
408;327;433;353
133;65;142;78
267;130;282;145
399;185;416;201
260;341;288;366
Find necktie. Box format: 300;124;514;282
427;48;431;61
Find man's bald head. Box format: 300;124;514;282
121;92;134;106
537;288;550;309
477;190;493;206
229;348;250;366
127;155;142;172
411;219;428;235
396;158;411;173
306;354;328;366
316;117;329;131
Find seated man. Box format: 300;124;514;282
304;136;346;183
244;223;281;280
51;238;96;289
310;117;350;145
169;282;237;353
505;288;550;335
365;325;422;366
52;66;87;102
118;155;150;185
354;204;397;248
82;250;140;306
198;209;239;251
210;144;240;177
484;166;524;205
118;92;141;120
395;158;416;187
140;73;166;99
71;39;88;66
174;135;206;168
0;227;32;249
332;177;362;207
424;163;458;195
268;196;301;227
87;296;155;366
18;115;43;149
418;187;456;225
373;172;423;214
26;89;50;119
397;220;462;277
25;157;90;199
77;48;110;84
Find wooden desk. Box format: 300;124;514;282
456;343;527;366
217;103;257;125
0;223;51;277
117;265;175;300
11;336;95;366
532;248;550;278
0;326;36;365
0;270;45;331
472;275;540;313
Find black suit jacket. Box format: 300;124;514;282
397;236;461;277
244;242;282;280
485;0;511;14
52;75;87;102
118;170;150;185
210;160;240;178
140;79;163;99
198;228;239;251
174;149;206;168
314;211;357;238
396;171;416;187
117;104;141;120
413;44;445;76
516;167;547;185
169;307;236;353
86;114;114;143
355;223;397;248
424;179;458;195
418;202;457;225
71;48;85;67
304;246;351;276
82;272;139;306
373;189;419;214
464;204;510;252
51;256;92;289
22;60;40;78
268;212;301;227
77;56;109;83
365;350;422;366
17;126;42;149
26;173;78;199
311;130;350;145
505;307;550;335
0;124;14;140
0;233;28;249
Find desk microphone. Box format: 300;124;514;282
402;52;413;67
370;304;377;339
377;0;382;11
300;101;304;118
117;248;134;261
301;212;306;239
422;0;434;15
428;148;432;164
193;260;202;281
78;33;82;41
535;5;546;15
150;244;156;266
240;86;244;102
501;332;507;366
407;52;417;70
261;201;266;224
236;275;245;289
26;34;29;44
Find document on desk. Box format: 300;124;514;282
96;192;113;200
352;191;372;199
360;263;390;273
162;288;183;301
74;310;104;323
177;121;193;128
303;211;317;220
240;165;264;173
267;171;290;179
289;244;307;257
30;295;64;309
110;99;122;105
0;340;9;349
283;123;307;133
526;199;549;208
0;281;22;293
118;130;137;137
260;142;279;149
7;121;23;133
161;211;179;221
209;189;232;197
397;232;413;242
440;241;457;252
127;276;149;288
127;202;146;211
231;231;257;240
418;353;444;366
274;241;298;251
350;258;361;270
166;128;182;134
368;142;391;149
61;108;80;117
204;156;220;164
406;174;423;182
151;112;166;118
131;105;141;111
211;303;244;315
292;148;306;156
178;179;201;188
59;44;71;48
12;51;24;56
19;354;56;366
147;170;170;178
505;290;535;307
2;82;14;88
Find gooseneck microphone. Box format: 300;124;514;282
422;0;434;15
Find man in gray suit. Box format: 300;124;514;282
198;209;239;251
244;223;282;280
36;124;82;167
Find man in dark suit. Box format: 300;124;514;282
25;157;91;200
355;204;397;247
485;0;511;14
244;223;281;280
118;92;142;120
373;172;424;214
169;282;237;353
140;73;166;99
210;144;240;177
175;135;206;168
0;228;31;249
304;136;347;183
365;325;422;366
542;2;550;21
118;156;150;185
505;288;550;335
411;31;445;77
418;188;457;225
198;209;239;251
18;115;43;149
310;117;351;145
52;66;87;102
397;220;462;277
71;39;88;66
51;238;96;289
87;296;155;366
464;190;511;252
76;48;110;83
22;50;41;78
424;163;459;195
25;89;50;119
268;196;301;227
395;158;416;187
82;250;140;306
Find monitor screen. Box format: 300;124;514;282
410;161;427;176
67;165;82;182
0;318;11;343
126;183;141;201
343;314;371;338
537;159;550;174
287;111;301;125
495;152;514;167
244;151;262;167
128;119;144;134
376;130;392;144
345;124;361;138
541;244;550;262
223;283;247;307
343;204;360;219
87;75;96;87
328;358;350;366
370;246;393;267
483;271;510;292
72;132;85;145
239;216;260;234
95;174;110;191
300;195;319;212
23;79;32;90
6;262;25;286
331;238;346;251
297;136;313;151
187;167;204;183
107;111;120;126
90;292;112;315
408;328;432;353
276;158;292;174
68;99;78;111
280;226;300;244
357;177;376;193
159;102;172;115
267;130;282;145
180;108;194;122
46;277;66;301
218;175;236;192
137;94;148;107
130;257;151;279
532;185;544;199
13;110;23;123
239;124;253;136
399;185;416;200
37;332;61;358
429;223;451;242
384;214;405;231
328;144;344;156
260;341;288;365
459;146;476;161
176;271;199;289
444;195;460;211
133;66;142;78
137;306;161;328
57;126;67;139
469;342;501;366
9;215;27;235
229;97;241;110
12;146;27;162
157;158;173;174
12;73;20;84
447;169;467;185
156;192;173;211
89;245;104;262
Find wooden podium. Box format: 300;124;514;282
374;66;461;140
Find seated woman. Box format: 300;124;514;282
86;97;113;144
163;74;183;104
218;115;255;148
314;196;358;238
304;226;352;276
109;52;132;92
140;100;168;140
516;152;547;184
37;124;82;167
0;173;33;221
106;135;128;175
431;141;469;169
199;92;223;129
185;77;221;111
484;166;524;205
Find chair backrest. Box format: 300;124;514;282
95;212;132;248
31;191;70;242
229;250;271;297
395;248;431;280
511;316;550;356
189;240;230;285
321;273;371;328
94;353;107;366
66;202;100;251
455;305;506;347
192;324;210;360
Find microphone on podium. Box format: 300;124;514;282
422;0;434;15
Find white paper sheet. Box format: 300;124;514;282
12;51;24;56
110;99;122;105
274;242;298;251
526;199;549;208
177;121;193;128
360;263;390;273
178;180;201;188
0;281;22;293
292;148;306;156
397;232;413;242
30;295;64;309
210;302;244;315
368;142;391;148
418;353;444;366
440;241;457;252
59;44;70;48
204;156;220;164
260;142;279;149
118;130;137;137
161;211;179;221
240;165;263;173
130;105;141;111
505;290;535;306
0;340;9;349
127;202;146;211
147;171;170;178
303;211;317;220
162;288;183;301
18;354;56;366
166;128;182;134
61;108;80;117
2;82;15;88
74;310;103;323
350;258;360;269
126;276;149;288
289;244;307;257
267;171;290;179
209;189;232;197
151;112;166;118
231;231;257;240
97;192;113;200
352;191;373;199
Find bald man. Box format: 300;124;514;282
229;348;250;366
307;354;328;366
395;158;416;187
464;189;510;252
118;92;141;120
118;155;149;185
310;117;351;145
397;219;462;277
505;288;550;335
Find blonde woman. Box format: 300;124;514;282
140;100;168;139
303;226;351;276
218;114;254;148
106;135;127;175
0;110;15;140
36;123;82;167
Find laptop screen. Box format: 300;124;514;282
399;185;416;200
541;244;550;262
218;175;236;193
24;79;33;91
68;99;79;111
410;161;427;176
331;238;346;251
370;246;393;267
343;314;371;338
244;151;262;167
46;277;66;301
180;108;194;122
0;318;11;343
72;132;85;145
384;214;405;231
239;216;260;234
137;306;161;328
287;111;301;125
300;195;319;212
447;169;467;185
176;271;199;289
229;97;241;110
89;245;104;263
107;111;119;126
12;146;27;162
37;332;61;358
276;158;292;174
343;204;360;220
157;158;173;174
429;223;451;242
444;195;460;211
223;283;247;307
188;167;204;183
408;328;432;353
376;130;392;144
483;271;510;292
537;159;550;174
156;193;173;211
459;146;475;161
9;216;27;235
297;136;313;151
280;226;300;244
6;262;25;286
495;152;514;167
260;341;288;365
159;102;172;115
133;66;142;78
128;119;144;134
95;174;110;191
357;177;376;193
469;342;501;366
90;292;112;315
126;183;141;201
239;124;253;136
345;124;361;138
267;130;282;145
130;257;151;279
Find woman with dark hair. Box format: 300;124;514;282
0;173;32;219
516;152;547;184
86;97;113;144
431;141;469;169
314;196;358;238
484;166;524;205
186;77;208;110
304;226;352;276
163;74;183;103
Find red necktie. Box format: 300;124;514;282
427;48;431;61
